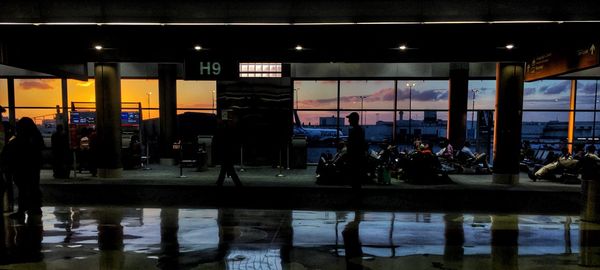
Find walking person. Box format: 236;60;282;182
215;114;242;187
345;112;368;189
4;117;45;221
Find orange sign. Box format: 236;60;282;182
525;43;598;82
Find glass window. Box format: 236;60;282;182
121;79;159;119
176;80;216;111
340;80;395;110
0;79;8;107
522;111;569;145
574;112;596;141
14;79;62;108
576;80;599;110
523;80;571;110
295;110;339;163
402;80;449;110
67;79;96;105
294;81;338;110
468;80;496;110
14;79;61;122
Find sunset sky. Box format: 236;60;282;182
0;78;216;123
0;78;596;126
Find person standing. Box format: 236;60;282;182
6;117;44;220
51;124;71;178
346;112;367;189
215;115;242;187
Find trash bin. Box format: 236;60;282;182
197;135;214;167
196;148;208;172
291;135;307;169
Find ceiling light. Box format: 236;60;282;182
194;45;202;51
295;45;303;51
399;45;407;50
505;44;515;50
94;45;103;50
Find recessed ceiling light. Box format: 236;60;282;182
399;45;407;50
505;44;515;50
295;45;303;51
194;45;202;51
94;45;103;50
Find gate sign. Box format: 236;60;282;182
184;59;238;80
525;42;599;82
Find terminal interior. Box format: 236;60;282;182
2;0;600;269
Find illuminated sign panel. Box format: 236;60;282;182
525;42;599;81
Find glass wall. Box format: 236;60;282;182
0;79;8;121
575;80;600;146
295;79;450;163
521;80;572;151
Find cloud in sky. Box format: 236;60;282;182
19;80;53;90
577;81;598;96
299;87;451;107
541;80;570;95
397;88;448;101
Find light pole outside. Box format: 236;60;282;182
146;91;152;120
471;88;480;141
358;96;368;126
145;91;152;170
406;83;415;141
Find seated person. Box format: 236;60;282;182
458;141;490;170
533;147;572;179
436;139;454;160
580;145;600;180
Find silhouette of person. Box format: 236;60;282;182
51;124;71;178
215;115;242;187
128;134;142;169
6;117;44;221
88;128;98;176
0;105;15;213
346;112;367;189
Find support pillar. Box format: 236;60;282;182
61;78;69;128
568;80;577;154
95;63;122;178
447;63;469;148
493;62;525;185
158;64;178;165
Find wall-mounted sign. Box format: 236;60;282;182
184;58;238;80
525;42;599;81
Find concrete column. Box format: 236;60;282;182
447;63;469;148
493;63;524;185
95;63;122;178
567;80;577;154
7;77;15;128
61;78;69;128
158;64;178;165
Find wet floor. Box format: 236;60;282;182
0;207;598;269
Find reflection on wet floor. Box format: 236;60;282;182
0;207;598;269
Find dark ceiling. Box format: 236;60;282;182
1;0;599;78
1;23;598;64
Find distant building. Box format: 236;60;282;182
424;111;437;123
319;116;344;127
